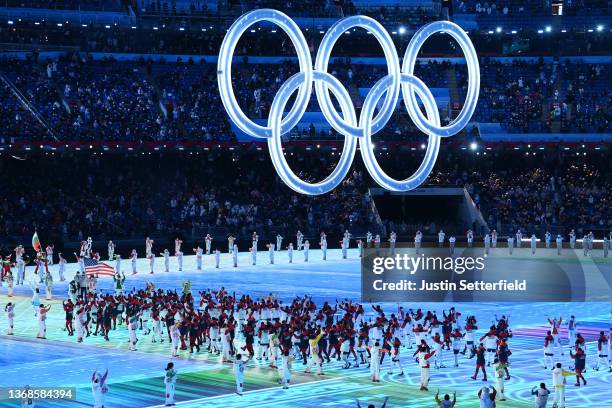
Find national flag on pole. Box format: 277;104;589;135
32;232;41;252
84;258;115;277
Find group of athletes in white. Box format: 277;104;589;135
436;229;610;257
99;230;384;275
3;227;609;295
68;228;612;280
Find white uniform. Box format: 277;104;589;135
152;312;164;343
232;244;239;267
15;246;25;285
532;386;550;408
78;256;86;274
296;232;304;251
205;235;213;255
320;234;327;260
221;327;232;361
303;241;310;262
543;337;555;368
556;235;563;255
494;362;506;400
569;231;576;249
46;246;54;265
107;241;115;261
37;307;48;338
418;350;433;389
75;308;85;342
415;231;423;253
341;238;348;259
171;325;180;357
44;273;53;300
582;235;590;256
214;249;221;268
268;244;275;264
161;250;170;272
195;247;203;270
91;370;108;408
280;354;292;388
130;251;138;274
252;233;259;254
234;357;248;395
507;237;514;254
552;367;573;408
86;237;93;257
164;368;177;405
467;230;474;247
5;303;15;335
250;245;257;266
58;256;67;281
145;238;153;256
389;232;397;253
276;235;283;252
369;344;381;381
149;253;155;274
484;335;498;365
530;234;537;254
567;317;577;350
388;346;404;375
287;244;294;263
128;315;138;351
176;251;183;271
438;231;445;247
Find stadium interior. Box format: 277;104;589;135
0;1;610;407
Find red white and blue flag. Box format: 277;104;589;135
84;258;115;277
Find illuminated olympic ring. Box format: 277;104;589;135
217;9;480;195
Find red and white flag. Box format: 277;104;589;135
32;232;42;252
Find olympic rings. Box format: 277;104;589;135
360;74;441;191
217;9;480;195
217;9;312;139
314;15;400;138
268;71;357;195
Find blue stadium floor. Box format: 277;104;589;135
1;248;611;407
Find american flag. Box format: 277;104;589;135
84;258;115;277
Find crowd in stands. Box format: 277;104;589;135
0;54;234;142
475;58;611;133
454;0;608;16
0;149;609;246
0;54;609;144
130;0;430;23
0;151;373;244
410;154;611;235
3;0;129;11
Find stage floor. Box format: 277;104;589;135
1;248;611;407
